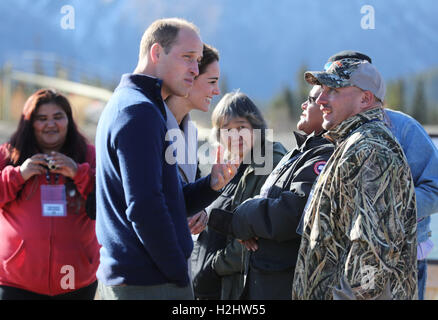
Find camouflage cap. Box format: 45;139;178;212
327;50;372;64
305;58;386;101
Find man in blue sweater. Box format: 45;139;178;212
325;50;438;300
95;18;238;300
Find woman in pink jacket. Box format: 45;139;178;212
0;89;99;300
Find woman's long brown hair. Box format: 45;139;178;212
7;89;88;166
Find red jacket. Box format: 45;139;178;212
0;143;99;296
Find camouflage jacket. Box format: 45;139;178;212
292;108;418;300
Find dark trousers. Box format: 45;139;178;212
242;268;293;300
97;281;193;300
0;281;97;300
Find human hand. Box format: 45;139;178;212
238;237;259;252
45;151;78;179
187;210;208;235
210;146;239;191
19;153;48;181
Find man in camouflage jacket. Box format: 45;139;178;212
291;58;417;300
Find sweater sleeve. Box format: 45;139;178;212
0;144;26;207
397;119;438;220
182;174;221;215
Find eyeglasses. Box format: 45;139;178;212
306;96;318;104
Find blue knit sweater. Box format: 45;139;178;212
95;73;219;287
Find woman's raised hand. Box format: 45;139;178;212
210;146;239;191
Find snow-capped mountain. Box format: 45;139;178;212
1;0;438;101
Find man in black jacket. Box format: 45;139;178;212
209;85;334;299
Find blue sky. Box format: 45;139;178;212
2;0;438;101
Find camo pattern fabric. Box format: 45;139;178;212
292;107;418;300
305;58;363;88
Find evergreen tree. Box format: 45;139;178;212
385;79;405;112
33;56;45;76
32;35;45;76
411;77;428;124
271;86;295;120
430;102;438;125
265;86;295;135
295;63;311;107
90;76;103;88
55;57;68;79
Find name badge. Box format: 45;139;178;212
41;184;67;217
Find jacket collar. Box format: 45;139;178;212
239;140;283;176
292;131;308;149
117;73;166;119
323;107;384;144
164;104;198;183
291;130;328;152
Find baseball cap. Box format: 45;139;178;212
324;50;372;71
327;50;372;64
305;58;386;102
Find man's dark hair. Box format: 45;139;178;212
198;43;219;76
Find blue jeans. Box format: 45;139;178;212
418;259;427;300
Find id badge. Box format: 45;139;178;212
41;184;67;217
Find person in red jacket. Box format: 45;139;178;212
0;89;99;300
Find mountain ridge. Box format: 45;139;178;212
2;0;438;101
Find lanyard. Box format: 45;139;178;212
45;169;59;185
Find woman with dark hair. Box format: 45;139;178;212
165;43;221;234
191;91;287;300
0;89;99;300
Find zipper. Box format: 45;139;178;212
48;218;53;293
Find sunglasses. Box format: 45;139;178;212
323;61;333;71
306;96;318;104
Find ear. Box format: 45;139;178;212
150;43;163;64
360;90;375;109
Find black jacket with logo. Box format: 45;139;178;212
231;131;334;299
191;141;287;300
